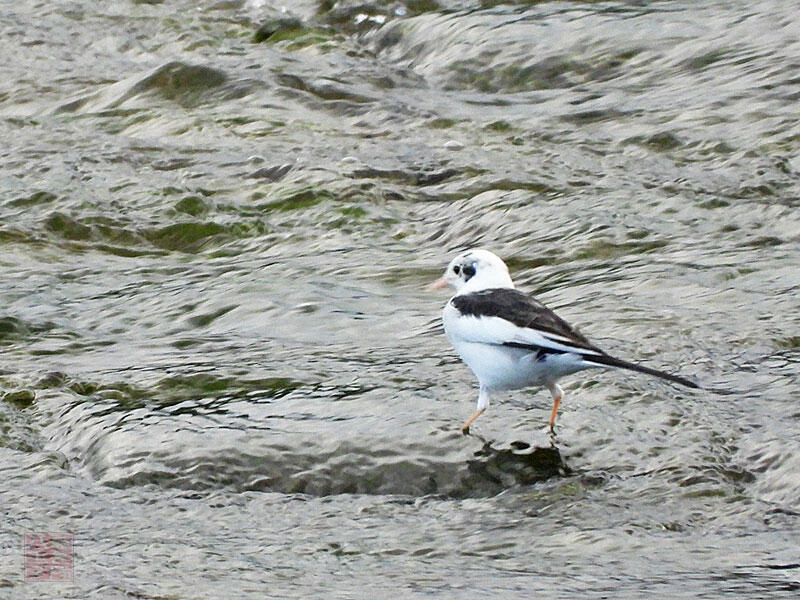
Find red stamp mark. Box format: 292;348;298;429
24;532;73;582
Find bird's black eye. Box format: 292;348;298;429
462;264;476;280
452;265;460;274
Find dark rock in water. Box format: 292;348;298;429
51;61;231;114
36;372;70;388
0;316;31;341
415;168;461;186
247;164;293;181
348;166;461;186
152;157;196;171
253;18;307;44
457;441;568;497
3;389;36;408
88;435;569;499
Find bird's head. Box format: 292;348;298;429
431;248;514;294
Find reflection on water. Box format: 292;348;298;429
1;0;799;597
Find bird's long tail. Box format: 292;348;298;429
582;353;700;389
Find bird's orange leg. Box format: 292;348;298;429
461;409;485;435
462;388;490;435
547;383;564;434
548;397;561;432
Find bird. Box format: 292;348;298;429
431;248;700;434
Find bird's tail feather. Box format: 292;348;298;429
583;353;700;389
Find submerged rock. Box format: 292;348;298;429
3;389;36;408
253;18;309;44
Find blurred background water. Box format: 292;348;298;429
1;0;799;597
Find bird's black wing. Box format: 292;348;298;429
450;288;603;354
451;288;699;388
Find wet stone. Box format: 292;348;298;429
2;390;35;408
464;441;569;493
253;18;307;44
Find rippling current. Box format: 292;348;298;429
1;1;799;597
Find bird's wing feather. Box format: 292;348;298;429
446;289;604;356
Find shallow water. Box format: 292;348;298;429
1;0;799;597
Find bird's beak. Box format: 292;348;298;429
428;277;449;291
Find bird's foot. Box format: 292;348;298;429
461;408;485;436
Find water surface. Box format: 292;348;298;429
1;0;799;597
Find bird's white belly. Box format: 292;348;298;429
450;340;592;392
